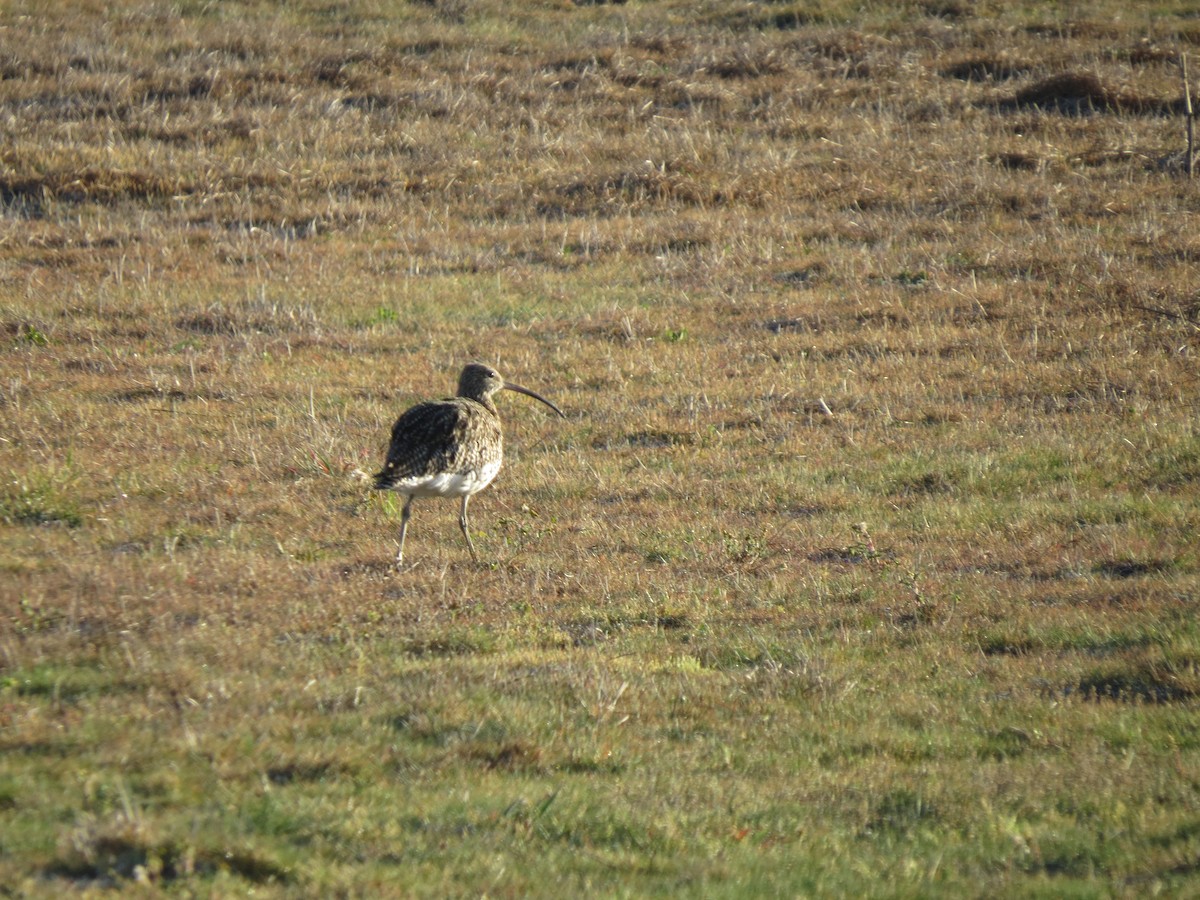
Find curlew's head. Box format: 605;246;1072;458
456;363;565;418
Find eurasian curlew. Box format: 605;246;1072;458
373;363;565;565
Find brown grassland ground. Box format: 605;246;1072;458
2;0;1199;895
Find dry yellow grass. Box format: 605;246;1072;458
2;0;1199;895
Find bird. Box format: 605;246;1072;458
373;363;565;566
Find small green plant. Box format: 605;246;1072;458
895;269;928;286
722;529;768;564
845;521;880;562
17;324;48;346
367;306;398;326
16;597;61;633
0;473;82;528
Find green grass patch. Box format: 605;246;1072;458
0;472;84;528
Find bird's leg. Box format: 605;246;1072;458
459;494;479;562
396;495;415;566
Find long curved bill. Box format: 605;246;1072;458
504;381;566;418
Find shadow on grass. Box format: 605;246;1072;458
862;788;940;837
1072;666;1196;704
1094;558;1175;579
46;834;293;890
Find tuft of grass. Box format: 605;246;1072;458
49;814;294;889
0;472;84;528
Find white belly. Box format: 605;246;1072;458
394;458;502;498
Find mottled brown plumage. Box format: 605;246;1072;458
374;363;564;565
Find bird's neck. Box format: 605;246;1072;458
463;394;498;416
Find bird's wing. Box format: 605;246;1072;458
377;400;470;483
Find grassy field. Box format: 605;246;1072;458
2;0;1199;895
